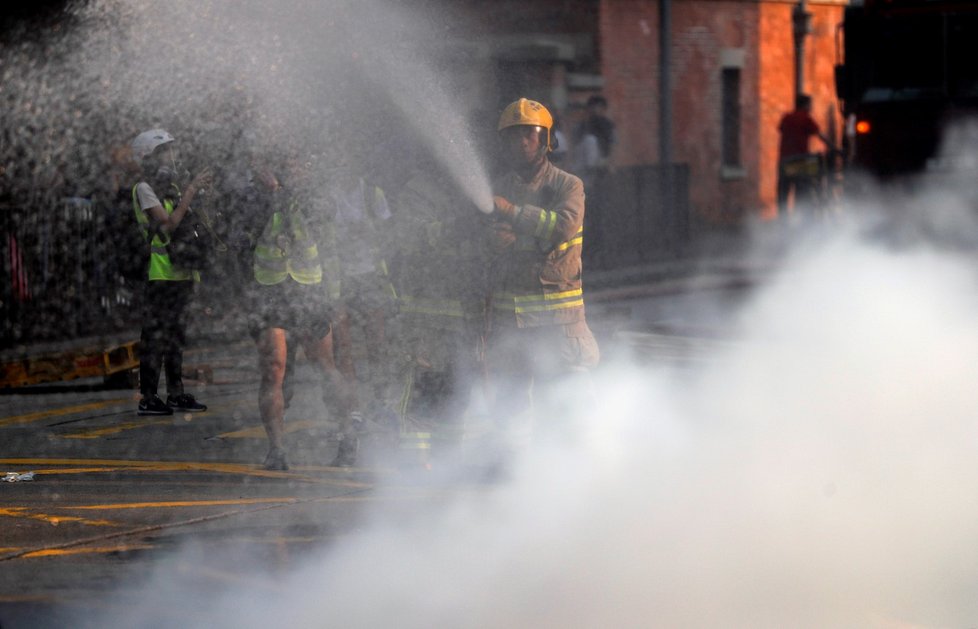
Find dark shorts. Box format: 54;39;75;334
248;280;332;340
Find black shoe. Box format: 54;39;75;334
138;395;173;416
263;448;289;471
330;436;359;467
166;393;207;412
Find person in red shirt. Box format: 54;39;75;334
777;94;834;217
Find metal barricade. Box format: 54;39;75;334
1;197;138;348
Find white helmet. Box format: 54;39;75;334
131;128;175;161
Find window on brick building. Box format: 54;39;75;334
721;67;741;168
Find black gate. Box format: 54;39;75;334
583;163;690;271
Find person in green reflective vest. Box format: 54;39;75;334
248;157;362;471
129;129;212;416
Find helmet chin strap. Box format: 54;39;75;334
534;128;551;160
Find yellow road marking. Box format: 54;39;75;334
64;498;299;510
0;594;62;603
15;467;122;474
22;544;154;558
165;398;255;416
0;491;463;564
227;535;323;544
57;398;257;439
176;562;286;592
0;507;120;527
0;398;130;427
60;417;176;439
2;539;321;561
218;418;320;439
0;458;372;487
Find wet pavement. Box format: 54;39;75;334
0;225;774;627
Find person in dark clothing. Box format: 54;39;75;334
583;95;616;160
129;128;212;416
776;94;835;217
574;95;616;268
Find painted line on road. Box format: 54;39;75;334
0;594;63;603
0;398;131;427
0;458;372;487
175;561;286;592
64;498;300;510
0;507;120;528
57;398;257;439
217;418;320;439
0;488;373;562
0;490;466;563
60;417;176;439
21;544;155;558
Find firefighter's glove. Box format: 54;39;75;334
492;196;518;222
488;222;516;253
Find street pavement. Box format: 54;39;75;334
0;225;773;628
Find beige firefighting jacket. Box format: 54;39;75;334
490;160;586;328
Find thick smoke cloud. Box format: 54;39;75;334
7;1;978;626
81;199;978;628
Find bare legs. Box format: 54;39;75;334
257;328;289;467
256;326;360;469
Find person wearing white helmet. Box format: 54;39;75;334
129;128;213;416
484;98;600;460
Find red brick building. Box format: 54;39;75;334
455;0;846;225
599;0;846;223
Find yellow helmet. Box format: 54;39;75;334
498;98;554;151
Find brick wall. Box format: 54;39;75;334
601;0;844;224
759;2;844;219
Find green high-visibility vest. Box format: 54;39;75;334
253;205;323;286
131;184;194;281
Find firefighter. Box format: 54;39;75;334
486;98;600;454
390;159;487;467
249;154;361;470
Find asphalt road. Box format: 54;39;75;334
0;259;760;628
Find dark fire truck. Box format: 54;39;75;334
835;0;978;178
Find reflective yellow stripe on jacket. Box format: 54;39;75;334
534;209;559;240
555;227;583;252
493;288;584;314
516;226;583;252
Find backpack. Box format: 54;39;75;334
103;186;149;284
166;206;215;271
164;183;227;272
